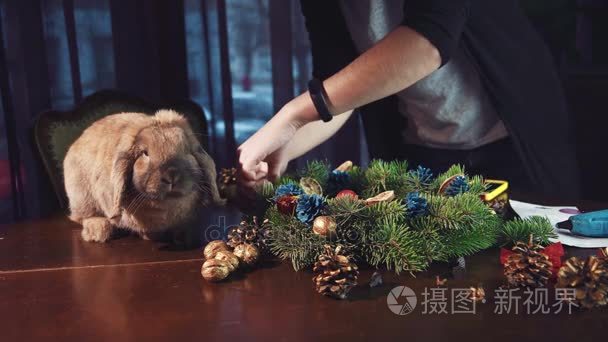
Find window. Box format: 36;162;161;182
226;0;273;145
41;0;115;110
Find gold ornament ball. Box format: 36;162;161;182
201;259;232;282
312;216;337;238
233;243;260;267
214;250;240;272
203;240;230;260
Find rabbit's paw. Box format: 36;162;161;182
81;217;114;242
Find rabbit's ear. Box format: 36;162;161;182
186;133;225;207
195;148;226;207
108;151;132;220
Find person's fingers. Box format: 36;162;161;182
238;157;258;181
241;162;267;182
255;161;268;181
237;162;267;197
268;162;283;182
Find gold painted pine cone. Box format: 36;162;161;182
312;245;359;300
218;168;238;200
503;239;553;288
218;168;237;185
557;256;608;309
227;217;270;252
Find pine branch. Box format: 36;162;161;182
327;196;367;218
467;175;488;196
347;165;366;194
362;218;429;274
363;160;409;198
500;216;557;247
403;166;434;193
277;176;297;186
324;197;369;255
410;193;500;259
299;160;331;187
255;181;275;200
365;200;407;222
423;194;484;231
266;207;324;270
439;214;500;259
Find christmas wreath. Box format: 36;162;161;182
249;160;555;272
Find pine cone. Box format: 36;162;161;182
404;191;429;218
440;175;470;197
218;168;237;200
227;217;270;252
408;165;434;187
504;239;553;287
312;245;359;299
557;256;608;309
219;168;237;185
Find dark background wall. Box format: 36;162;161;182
0;0;607;223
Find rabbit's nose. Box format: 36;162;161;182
161;167;180;185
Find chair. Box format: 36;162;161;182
33;89;209;210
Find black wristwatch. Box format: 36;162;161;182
308;78;333;122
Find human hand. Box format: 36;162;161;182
237;109;302;195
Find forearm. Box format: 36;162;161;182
285;25;441;126
284;110;353;160
237;25;441;179
325;26;440;113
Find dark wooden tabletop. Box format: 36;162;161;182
1;197;606;342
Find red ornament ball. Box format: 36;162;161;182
276;195;298;215
336;190;358;200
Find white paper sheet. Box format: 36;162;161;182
509;200;608;248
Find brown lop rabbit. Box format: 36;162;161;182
63;109;224;243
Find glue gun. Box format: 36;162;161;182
556;209;608;238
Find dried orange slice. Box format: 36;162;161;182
364;190;395;205
300;177;323;195
334;160;353;172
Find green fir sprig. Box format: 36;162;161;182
500;216;557;247
299;160;331;187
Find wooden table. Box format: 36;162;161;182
1;198;606;342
